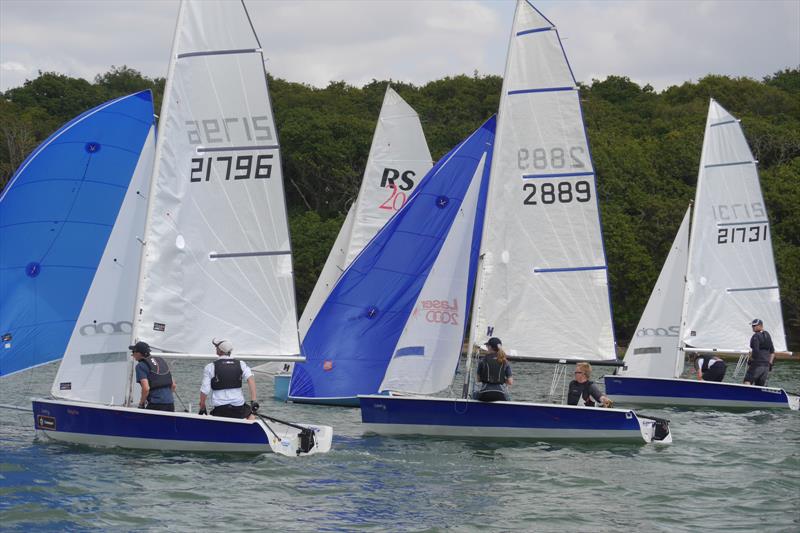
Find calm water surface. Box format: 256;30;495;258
2;359;799;532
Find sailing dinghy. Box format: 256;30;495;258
3;0;333;455
359;1;671;443
261;87;432;402
605;100;798;411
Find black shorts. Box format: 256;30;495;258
146;403;175;412
210;403;252;419
703;361;726;382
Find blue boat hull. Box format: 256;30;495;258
34;399;275;452
358;395;666;443
603;375;798;410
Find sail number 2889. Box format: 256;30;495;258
522;180;592;205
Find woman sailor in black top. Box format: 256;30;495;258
473;337;513;402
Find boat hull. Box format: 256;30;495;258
32;399;333;454
358;395;668;443
604;375;798;410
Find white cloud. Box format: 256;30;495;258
0;0;797;92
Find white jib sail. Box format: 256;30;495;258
472;1;615;360
298;87;432;339
380;153;487;394
53;127;156;405
681;99;786;352
622;207;690;378
135;0;300;356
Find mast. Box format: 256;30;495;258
126;0;186;405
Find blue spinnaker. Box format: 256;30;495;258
0;91;154;377
290;116;496;403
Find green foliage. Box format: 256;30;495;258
1;67;798;348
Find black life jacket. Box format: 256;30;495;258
567;380;596;407
211;358;243;390
750;331;774;365
699;357;716;372
479;355;508;385
141;356;172;390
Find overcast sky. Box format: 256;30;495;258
1;0;798;93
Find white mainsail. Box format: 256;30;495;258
472;1;615;360
298;87;432;338
621;207;690;379
135;0;300;356
52;127;156;405
379;154;487;394
680;99;786;352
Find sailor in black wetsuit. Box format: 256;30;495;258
473;337;513;402
695;354;727;382
129;341;176;411
744;318;775;386
567;362;612;407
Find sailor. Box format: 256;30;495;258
129;341;176;412
695;353;727;382
567;362;613;407
473;337;513;402
198;339;258;419
744;318;775;386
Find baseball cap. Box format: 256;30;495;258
129;341;151;354
484;337;502;350
212;338;234;354
751;318;763;327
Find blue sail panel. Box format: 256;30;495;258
290;116;497;402
0;91;154;377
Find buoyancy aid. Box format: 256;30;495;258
141;356;173;390
479;355;508;385
211;358;243;390
567;380;596;406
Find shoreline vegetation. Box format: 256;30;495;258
2;66;798;350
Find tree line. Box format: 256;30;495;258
2;66;798;349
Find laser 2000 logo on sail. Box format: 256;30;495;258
413;299;460;326
185;117;276;183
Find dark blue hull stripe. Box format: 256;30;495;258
604;376;789;405
508;87;574;95
32;401;269;444
360;396;642;432
522;170;594;180
534;265;607;274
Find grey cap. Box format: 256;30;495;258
751;318;763;327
